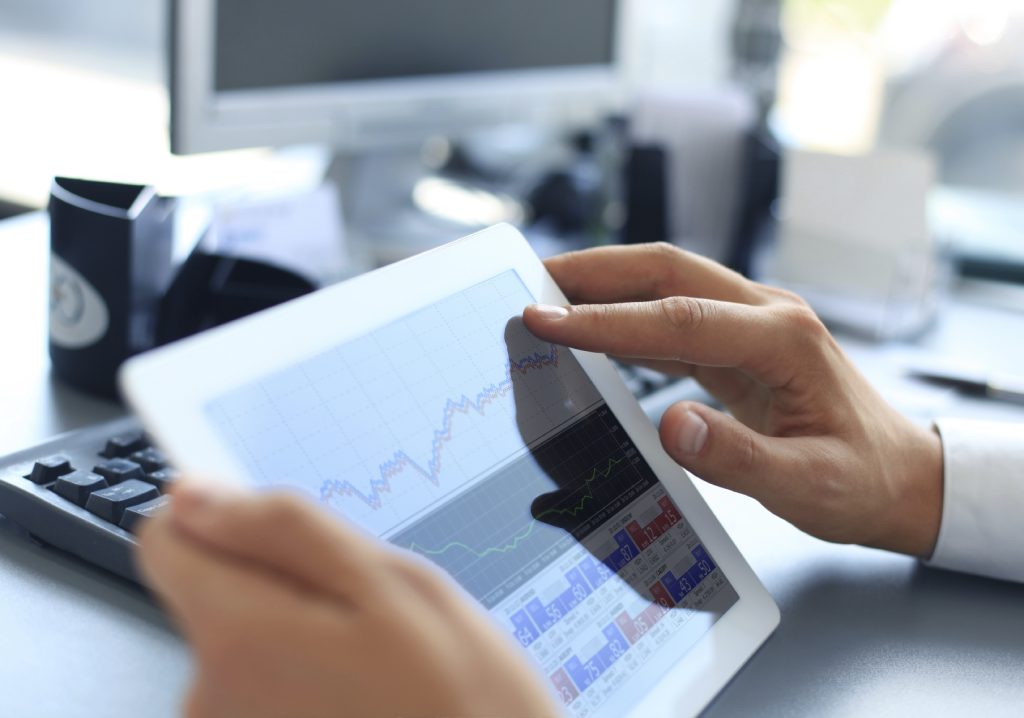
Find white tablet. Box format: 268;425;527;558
120;224;778;718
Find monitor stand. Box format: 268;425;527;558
326;136;528;268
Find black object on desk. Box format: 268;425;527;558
909;366;1024;406
156;249;316;346
47;177;318;401
622;144;669;246
49;178;174;399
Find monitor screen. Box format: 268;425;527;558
214;0;618;92
173;0;621;154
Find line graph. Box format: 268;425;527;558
204;270;601;538
392;406;658;607
317;344;561;510
408;455;623;559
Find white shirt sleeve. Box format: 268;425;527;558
927;418;1024;583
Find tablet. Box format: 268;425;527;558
120;224;779;718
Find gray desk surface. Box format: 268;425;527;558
2;213;1023;718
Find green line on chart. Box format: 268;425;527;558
409;456;624;559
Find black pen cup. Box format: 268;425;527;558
48;177;173;399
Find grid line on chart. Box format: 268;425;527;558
204;270;602;538
319;343;561;509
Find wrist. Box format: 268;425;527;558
877;423;944;558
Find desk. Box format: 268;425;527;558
1;213;1022;718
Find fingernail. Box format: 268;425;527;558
677;410;709;455
531;304;569;321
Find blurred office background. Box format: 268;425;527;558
0;0;756;210
1;0;1023;295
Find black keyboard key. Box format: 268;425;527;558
27;455;74;485
118;494;171;533
144;468;179;490
85;479;160;524
94;459;145;484
101;432;148;459
51;470;108;506
129;447;167;473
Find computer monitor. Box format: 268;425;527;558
171;0;624;155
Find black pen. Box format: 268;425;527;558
908;367;1024;406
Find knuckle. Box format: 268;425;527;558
765;286;811;308
775;303;827;342
648;243;687;294
576;301;615;326
648;241;684;261
388;553;450;601
392;554;438;585
659;296;714;332
736;430;761;473
262;493;311;529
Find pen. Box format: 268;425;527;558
908;367;1024;406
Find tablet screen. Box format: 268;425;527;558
204;270;738;716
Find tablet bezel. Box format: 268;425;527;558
120;223;779;717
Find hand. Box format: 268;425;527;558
137;483;560;718
523;243;943;558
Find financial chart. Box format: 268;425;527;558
391;406;654;607
205;270;600;537
204;270;738;717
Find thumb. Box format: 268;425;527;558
659;402;792;503
168;482;385;601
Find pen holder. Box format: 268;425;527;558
48;177;174;399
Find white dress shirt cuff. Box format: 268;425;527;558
927;419;1024;583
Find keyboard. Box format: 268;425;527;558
0;416;176;583
0;367;709;584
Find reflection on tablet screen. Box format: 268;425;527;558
204;270;738;716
